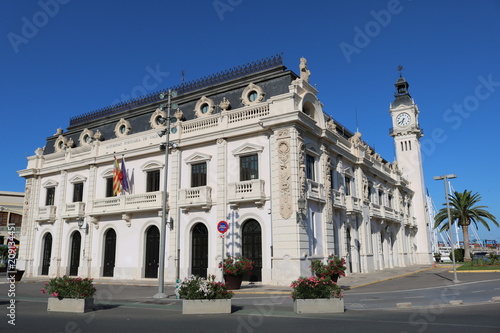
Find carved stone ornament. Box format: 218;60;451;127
150;108;167;129
115;118;131;137
54;135;68;152
174;108;184;120
66;138;75;148
324;155;333;222
93;129;103;141
299;57;311;82
79;128;94;146
194;96;215;118
298;142;306;198
327;119;337;132
22;179;32;236
122;213;131;227
278;140;292;219
90;216;99;229
240;83;265;106
219;97;230;110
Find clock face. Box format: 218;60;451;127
396;112;411;127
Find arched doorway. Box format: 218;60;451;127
144;225;160;278
242;219;262;282
103;229;116;277
191;223;208;278
41;233;52;275
69;231;81;276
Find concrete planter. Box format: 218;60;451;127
47;298;94;313
182;299;232;314
293;298;344;314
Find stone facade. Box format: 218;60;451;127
17;55;430;285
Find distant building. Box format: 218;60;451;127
0;191;24;245
17;55;431;284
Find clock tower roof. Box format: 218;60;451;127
392;76;413;108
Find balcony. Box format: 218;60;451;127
306;180;325;202
332;190;345;208
178;186;213;211
384;206;397;221
89;191;163;216
345;196;362;213
370;203;383;218
227;179;266;207
35;206;57;222
60;202;86;220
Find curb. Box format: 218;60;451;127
451;270;500;273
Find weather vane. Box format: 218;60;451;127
397;65;404;77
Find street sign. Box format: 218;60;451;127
217;220;229;234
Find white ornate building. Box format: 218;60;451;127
17;55;431;285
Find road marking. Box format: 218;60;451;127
404;296;425;299
471;290;486;293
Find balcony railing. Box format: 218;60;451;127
370;203;383;218
227;179;266;206
35;206;57;222
345;196;362;213
60;202;86;219
89;191;163;215
306;179;325;202
178;186;212;211
332;189;345;208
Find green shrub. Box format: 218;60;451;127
453;248;464;262
41;275;96;299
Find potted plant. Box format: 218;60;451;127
175;275;233;314
290;276;344;314
310;255;346;282
433;253;442;263
218;256;254;290
41;275;96;313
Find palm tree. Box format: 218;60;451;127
434;190;498;261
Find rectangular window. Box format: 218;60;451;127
73;183;84;202
191;162;207;187
45;187;55;206
306;155;315;180
106;178;114;197
378;190;384;206
344;177;351;196
240;154;258;181
388;194;393;208
147;170;161;192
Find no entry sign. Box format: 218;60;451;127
217;220;229;234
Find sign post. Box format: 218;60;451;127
217;221;229;281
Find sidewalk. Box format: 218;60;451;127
18;264;436;301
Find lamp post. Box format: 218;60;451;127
154;90;177;298
434;174;459;283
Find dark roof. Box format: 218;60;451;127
68;54;284;127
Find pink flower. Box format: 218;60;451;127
41;289;46;294
52;292;59;297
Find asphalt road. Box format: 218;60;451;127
1;268;500;332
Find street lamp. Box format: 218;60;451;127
154;90;177;299
434;174;459;283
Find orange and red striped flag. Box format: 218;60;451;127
113;156;122;196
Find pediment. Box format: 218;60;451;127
69;175;87;184
42;179;59;188
185;152;212;164
140;160;164;171
232;143;264;156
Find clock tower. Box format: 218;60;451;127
389;76;432;264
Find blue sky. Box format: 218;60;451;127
1;0;499;242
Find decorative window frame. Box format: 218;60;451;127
114;118;131;138
194;96;215;118
184;152;212;165
42;179;59;188
54;135;68;152
240;83;265;106
79;128;94;146
140;161;164;173
149;108;167;129
232;143;264;157
69;175;88;184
